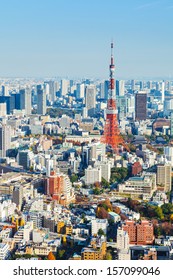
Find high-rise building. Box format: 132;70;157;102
122;220;154;245
43;216;55;232
139;81;143;91
12;186;23;210
76;83;85;99
19;87;32;115
0;124;11;157
117;96;127;120
104;80;109;100
61;79;69;96
94;160;111;182
170;112;173;136
45;80;59;103
37;88;47;115
117;227;129;250
126;95;135;119
54;81;60;94
100;82;105;99
0;95;15;114
131;80;135;91
85;165;102;185
116;80;125;96
48;171;75;205
147;81;152;90
156;164;172;192
161;80;165;103
1;85;9;96
0;103;7;117
85;85;96;116
135;92;147;120
17;150;34;170
100;80;109;100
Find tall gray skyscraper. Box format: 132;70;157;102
0;124;11;157
135;92;147;120
37;88;46;115
85;85;96;116
45;80;59;103
19;87;32;115
12;186;23;210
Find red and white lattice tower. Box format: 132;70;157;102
101;43;125;153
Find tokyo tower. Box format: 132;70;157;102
101;42;125;153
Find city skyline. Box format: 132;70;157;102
0;0;173;79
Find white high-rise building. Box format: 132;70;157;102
61;79;69;96
82;107;88;118
0;124;11;158
126;95;135;118
116;80;125;96
161;81;165;103
85;165;102;185
46;159;54;177
0;103;7;117
94;160;112;182
117;227;129;250
164;146;173;166
76;83;85;99
117;227;130;260
45;80;59;103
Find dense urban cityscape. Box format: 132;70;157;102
0;41;173;261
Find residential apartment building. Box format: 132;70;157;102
156;164;172;192
122;220;154;245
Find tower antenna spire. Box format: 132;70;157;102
101;42;127;153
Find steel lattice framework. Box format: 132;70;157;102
101;43;126;153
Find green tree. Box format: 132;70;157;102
93;187;101;195
57;249;65;260
155;206;164;220
70;174;78;183
98;228;105;236
161;203;173;215
101;178;110;188
104;252;112;260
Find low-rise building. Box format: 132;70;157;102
0;243;10;260
118;173;156;197
91;219;108;236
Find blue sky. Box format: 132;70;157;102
0;0;173;79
